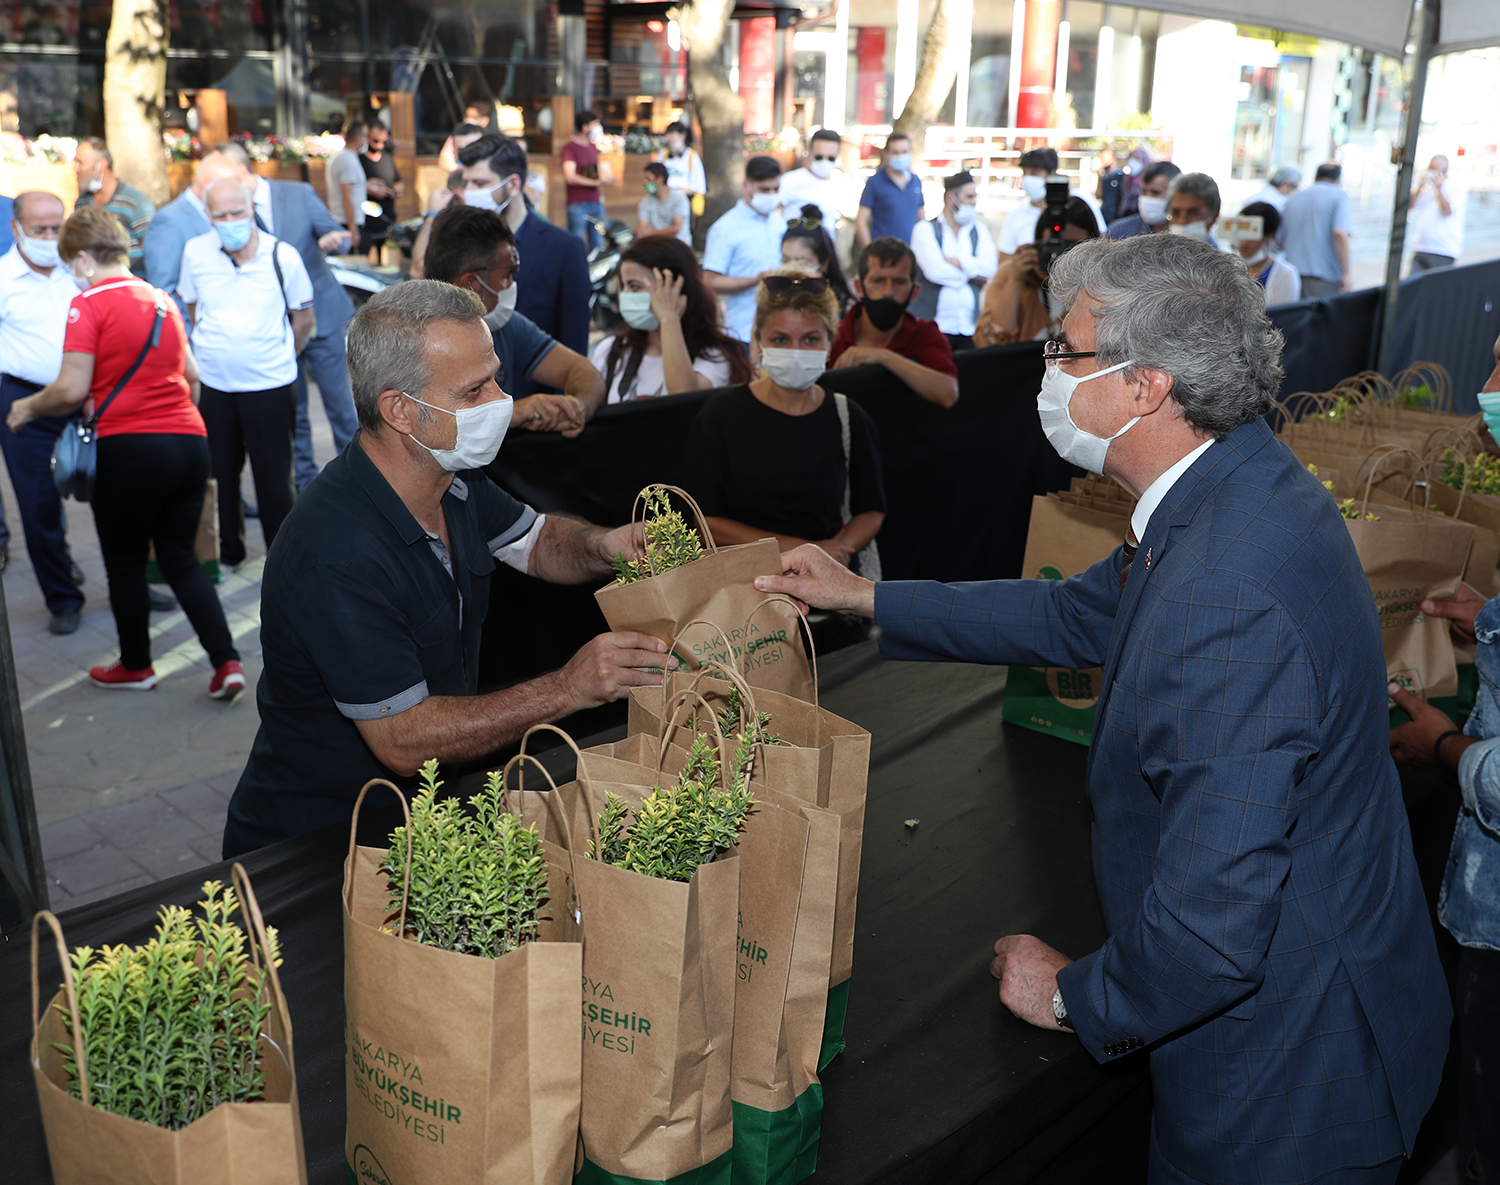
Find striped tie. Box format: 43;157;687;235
1119;529;1139;594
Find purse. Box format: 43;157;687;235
51;290;167;503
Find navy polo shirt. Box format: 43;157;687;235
226;436;537;854
859;169;926;242
491;309;557;397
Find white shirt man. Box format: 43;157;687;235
653;124;706;211
1410;155;1465;271
703;160;787;342
325;123;368;248
0;236;76;388
779;130;845;231
178;225;314;392
910;172;999;340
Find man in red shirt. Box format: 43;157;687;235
829;237;959;408
560;109;614;251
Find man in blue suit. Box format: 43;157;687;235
145;146;358;491
761;234;1450;1183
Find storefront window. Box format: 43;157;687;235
0;51;99;135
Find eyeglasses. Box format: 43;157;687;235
479;251;521;282
762;274;829;296
1043;340;1096;361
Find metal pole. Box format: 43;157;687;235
0;575;48;931
1375;0;1438;375
276;0;311;139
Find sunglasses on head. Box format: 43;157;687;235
785;213;823;231
762;274;829;296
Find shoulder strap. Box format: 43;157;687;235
88;291;166;429
832;392;852;528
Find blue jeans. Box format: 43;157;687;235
293;324;359;490
567;200;606;251
0;374;84;613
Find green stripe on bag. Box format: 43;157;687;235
576;1147;734;1185
818;979;851;1071
731;1085;824;1185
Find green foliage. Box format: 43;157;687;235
58;881;282;1130
382;760;548;959
1440;448;1500;497
1308;463;1379;520
716;684;784;749
590;735;754;882
1399;383;1437;408
613;488;704;584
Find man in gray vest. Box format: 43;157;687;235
909;171;999;352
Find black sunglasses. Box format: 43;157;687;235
762;274;829;296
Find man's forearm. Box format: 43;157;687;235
565;357;606;419
703;271;760;295
1334;232;1351;279
356;678;577;777
879;352;959;408
530;512;611;583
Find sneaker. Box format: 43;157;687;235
209;660;246;700
48;607;81;635
90;660;159;691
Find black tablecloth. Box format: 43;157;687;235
0;644;1149;1184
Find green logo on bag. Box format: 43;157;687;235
352;1145;392;1185
1036;565;1066;581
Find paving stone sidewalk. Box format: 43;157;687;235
3;397;338;911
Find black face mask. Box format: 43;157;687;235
861;294;910;332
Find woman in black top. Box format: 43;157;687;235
687;268;885;570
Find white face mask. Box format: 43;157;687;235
479;278;518;330
1021;175;1048;203
1168;219;1212;241
403;390;514;471
619;290;659;331
587;124;603;143
1035;357;1138;474
462;178;514;215
1241;246;1268;267
1136;195;1169;226
952;201;977;225
807;158;835;180
16;230;60;269
86;167;103;195
761;346;828;391
70;258;92;292
749;191;781;216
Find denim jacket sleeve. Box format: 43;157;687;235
1457;738;1500;837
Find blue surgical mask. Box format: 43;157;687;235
888;153;912;173
214;217;253;252
619;291;660;331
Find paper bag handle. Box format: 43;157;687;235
632;484;717;572
31;909;88;1106
656;688;732;788
347;778;413;933
1354;444;1426;518
743;593;820;706
230;862;295;1072
513;723;600;857
500;749;583;917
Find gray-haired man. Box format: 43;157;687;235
224;281;671;856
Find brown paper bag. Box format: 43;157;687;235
342;776;582;1185
509;726;740;1185
629;638;869;1071
30;866;307;1185
595;484;814;701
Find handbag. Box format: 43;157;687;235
51;290;168;503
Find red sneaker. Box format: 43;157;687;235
209;660;246;701
90;660;158;691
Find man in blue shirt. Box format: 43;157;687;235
423;205;604;435
855;132;925;250
702;155;787;342
1277;161;1353;298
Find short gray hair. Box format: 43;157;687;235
1048;234;1284;439
206;140;252;170
1269;165;1301;188
1168;171;1221;217
347;281;487;431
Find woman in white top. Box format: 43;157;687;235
589;236;749;403
1236;201;1302;307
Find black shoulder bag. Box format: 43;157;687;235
51;290;168;503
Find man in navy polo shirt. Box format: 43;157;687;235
224;281;670;856
855;132;926;251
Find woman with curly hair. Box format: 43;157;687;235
588;235;749;403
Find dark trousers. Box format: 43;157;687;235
294;324;358;490
200;381;297;567
945;333;974;353
94;434;238;670
1300;275;1343;299
1412;251;1456;273
0;374;84;613
1457;945;1500;1183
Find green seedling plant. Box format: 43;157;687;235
717;684;785;748
1440;448;1500;497
1398;383;1437;408
1308;463;1379;520
613;488;704;583
591;733;754;882
382;760;548;959
57;881;282;1129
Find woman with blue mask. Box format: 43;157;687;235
588;236;749;404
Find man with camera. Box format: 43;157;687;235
975;185;1100;347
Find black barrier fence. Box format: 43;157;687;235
0;578;47;934
479;342;1075;691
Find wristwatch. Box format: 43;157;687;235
1052;987;1075;1031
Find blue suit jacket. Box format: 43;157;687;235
0;196;13;255
144;181;354;339
877;419;1449;1183
512;207;589;401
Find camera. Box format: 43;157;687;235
1035;175;1074;276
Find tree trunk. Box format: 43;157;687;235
892;0;973;150
103;0;170;206
677;0;744;248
